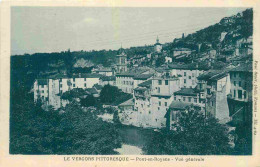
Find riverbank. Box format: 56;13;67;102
115;124;157;155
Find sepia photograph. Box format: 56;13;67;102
9;7;253;156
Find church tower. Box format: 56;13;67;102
116;47;128;73
154;36;162;53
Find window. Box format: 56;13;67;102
244;91;247;99
165;80;168;85
60;84;62;88
159;101;161;106
42;90;44;93
234;81;236;86
184;72;186;76
73;84;75;87
60;90;62;94
184;79;186;84
172;112;175;121
238;90;242;99
183;97;186;101
234;90;236;98
158;107;160;111
194;98;197;103
189;76;191;79
84;83;86;87
239;81;242;87
158;80;162;85
157;87;160;93
141;104;143;107
174;96;176;100
41;85;44;88
188;97;192;102
84;78;86;81
73;78;75;82
165;102;167;106
207;88;211;94
211;101;214;106
234;73;236;78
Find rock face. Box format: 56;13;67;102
74;58;94;68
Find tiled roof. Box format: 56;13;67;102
230;62;253;72
118;98;134;106
100;76;116;81
197;70;228;81
174;88;198;96
169;101;193;110
72;73;103;78
133;74;153;80
168;62;209;70
116;72;136;77
138;80;152;88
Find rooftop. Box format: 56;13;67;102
230;62;253;73
133;74;153;80
118;98;134;106
169;101;193;110
168;62;209;70
197;70;228;81
174;88;198;96
138;80;152;88
100;76;116;81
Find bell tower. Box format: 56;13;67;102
116;47;128;73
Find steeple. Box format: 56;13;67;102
156;36;159;43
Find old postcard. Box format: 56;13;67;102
1;0;260;167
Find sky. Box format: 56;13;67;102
11;7;247;55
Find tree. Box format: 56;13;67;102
143;107;232;155
80;95;96;107
155;56;165;67
10;86;122;154
113;110;121;125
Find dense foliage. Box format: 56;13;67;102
100;85;132;105
80;95;97;107
10;95;121;154
143;108;232;155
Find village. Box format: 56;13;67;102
32;9;253;133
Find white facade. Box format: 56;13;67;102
149;78;181;128
170;68;204;89
34;75;101;110
165;56;173;63
116;75;134;94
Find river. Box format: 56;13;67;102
114;125;156;155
